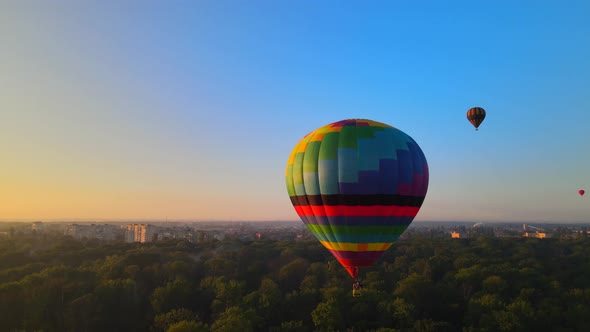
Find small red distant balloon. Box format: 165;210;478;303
579;190;585;196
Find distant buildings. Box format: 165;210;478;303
31;221;43;232
523;231;547;238
64;224;122;241
46;221;590;243
522;224;548;238
125;224;157;243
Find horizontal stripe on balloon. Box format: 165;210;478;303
294;205;419;217
303;219;408;244
329;250;384;267
290;194;425;207
300;215;414;227
306;223;407;235
336;257;380;268
320;241;393;252
311;232;401;243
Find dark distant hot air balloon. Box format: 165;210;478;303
579;190;585;196
467;107;486;131
285;119;429;280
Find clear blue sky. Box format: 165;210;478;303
1;0;589;222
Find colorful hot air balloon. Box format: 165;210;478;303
579;190;585;196
467;107;486;131
285;119;429;279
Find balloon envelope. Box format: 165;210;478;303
467;107;486;130
579;190;585;196
285;119;429;278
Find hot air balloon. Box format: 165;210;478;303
285;119;429;280
467;107;486;131
579;190;585;196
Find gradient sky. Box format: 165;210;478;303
1;1;589;223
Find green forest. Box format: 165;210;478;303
1;229;590;332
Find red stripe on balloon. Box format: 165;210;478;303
335;257;381;268
294;205;419;217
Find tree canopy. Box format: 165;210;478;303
1;230;590;331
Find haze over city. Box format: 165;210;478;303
1;1;589;223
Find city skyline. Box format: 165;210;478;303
1;1;589;223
